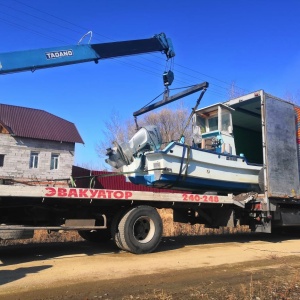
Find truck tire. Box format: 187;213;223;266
111;211;124;250
78;229;111;243
117;206;163;254
111;208;132;250
0;226;34;240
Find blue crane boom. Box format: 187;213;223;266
0;33;175;75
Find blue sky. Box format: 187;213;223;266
0;0;299;169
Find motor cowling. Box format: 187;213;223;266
105;125;162;169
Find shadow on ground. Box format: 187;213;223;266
0;231;299;266
0;265;52;286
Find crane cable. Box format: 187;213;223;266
178;87;208;142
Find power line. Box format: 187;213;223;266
0;10;74;45
11;0;113;42
0;15;67;44
0;0;247;100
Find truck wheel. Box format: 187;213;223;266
111;213;123;250
78;229;111;243
111;209;131;250
118;206;163;254
0;226;34;240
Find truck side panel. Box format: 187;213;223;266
264;95;300;198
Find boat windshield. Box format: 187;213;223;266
195;105;233;134
208;116;218;132
221;111;231;132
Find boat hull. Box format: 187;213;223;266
124;142;262;194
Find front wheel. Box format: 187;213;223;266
117;206;163;254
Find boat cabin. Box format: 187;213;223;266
192;103;236;155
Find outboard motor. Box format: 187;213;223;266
106;125;162;169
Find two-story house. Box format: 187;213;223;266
0;104;84;186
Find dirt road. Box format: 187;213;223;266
1;233;300;299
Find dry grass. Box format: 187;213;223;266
122;289;173;300
0;230;84;246
120;270;300;300
217;269;300;300
159;208;250;237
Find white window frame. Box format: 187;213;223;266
29;152;39;169
50;153;59;170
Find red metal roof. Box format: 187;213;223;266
72;166;181;193
0;104;84;143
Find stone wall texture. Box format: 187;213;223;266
0;134;75;183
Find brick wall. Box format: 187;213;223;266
0;134;75;182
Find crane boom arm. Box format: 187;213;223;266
0;33;175;75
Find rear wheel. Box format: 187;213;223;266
117;206;163;254
111;209;129;250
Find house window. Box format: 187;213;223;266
29;152;39;168
0;154;4;167
50;154;59;170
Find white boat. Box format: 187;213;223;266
106;103;263;194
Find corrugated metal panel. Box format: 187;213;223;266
0;104;84;143
92;170;181;193
264;97;300;198
72;166;181;193
72;166;91;187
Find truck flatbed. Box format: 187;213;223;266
0;185;256;208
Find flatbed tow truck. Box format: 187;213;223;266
0;179;265;254
1;32;300;254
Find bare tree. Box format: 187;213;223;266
96;104;192;161
95;109;135;159
284;90;300;104
139;105;191;145
228;81;246;100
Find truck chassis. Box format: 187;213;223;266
0;185;267;254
